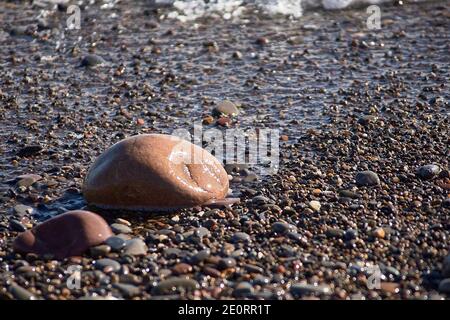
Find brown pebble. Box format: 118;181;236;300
380;282;400;294
256;37;269;45
373;227;386;239
202;115;215;125
13;210;113;259
216;117;231;127
203;266;221;278
172;263;193;275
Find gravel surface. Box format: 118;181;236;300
0;0;449;300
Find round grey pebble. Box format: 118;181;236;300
438;278;450;293
191;249;211;264
95;258;121;272
14;204;33;216
9;285;36;300
231;232;251;243
123;238;147;256
218;257;237;270
290;283;331;297
152;277;199;295
105;236;127;251
90;245;111;257
213;100;239;116
110;223;132;234
442;255;450;277
233;282;254;298
355;171;380;186
9;219;27;232
272;221;297;234
194;227;210;238
417;164;441;180
344;229;358;241
113;283;141;298
326;228;345;238
81;54;106;67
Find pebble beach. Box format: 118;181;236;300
0;0;449;300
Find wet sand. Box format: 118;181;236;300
0;1;449;299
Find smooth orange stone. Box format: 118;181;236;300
82;134;229;210
13;210;112;259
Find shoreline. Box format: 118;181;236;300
0;0;448;300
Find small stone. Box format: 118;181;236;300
13;204;33;216
252;195;270;205
191;249;210;264
115;218;131;226
380;282;400;294
344;229;358;241
355;171;380;186
164;248;182;259
218;257;237;270
256;37;269;45
216;117;231;127
17;145;42;157
243;172;258;183
326;228;344;238
95;258;121;272
438;279;450;293
442;255;450;277
81;54;106;67
231;232;251;243
172;263;193;275
308;200;321;212
113;283;140;298
232;51;243;59
253;275;270;286
373;227;385;239
9;285;36;300
90;245;111;257
287;36;302;45
136;118;145;126
272;221;297;234
244;264;264;274
16;174;42;187
123;238;147;256
417;164;441;180
194;227;210;239
110;223;132;234
233;282;254;298
213;100;239;117
202;115;215;125
287;232;304;243
203;266;221;277
290;283;331;297
105;236;127;251
338;190;358;199
9;220;27;232
78;295;119;300
152;277;199;295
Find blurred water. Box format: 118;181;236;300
152;0;431;20
35;0;433;21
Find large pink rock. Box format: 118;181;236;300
82;134;229;210
13;210;113;259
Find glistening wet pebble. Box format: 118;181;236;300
0;0;448;300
